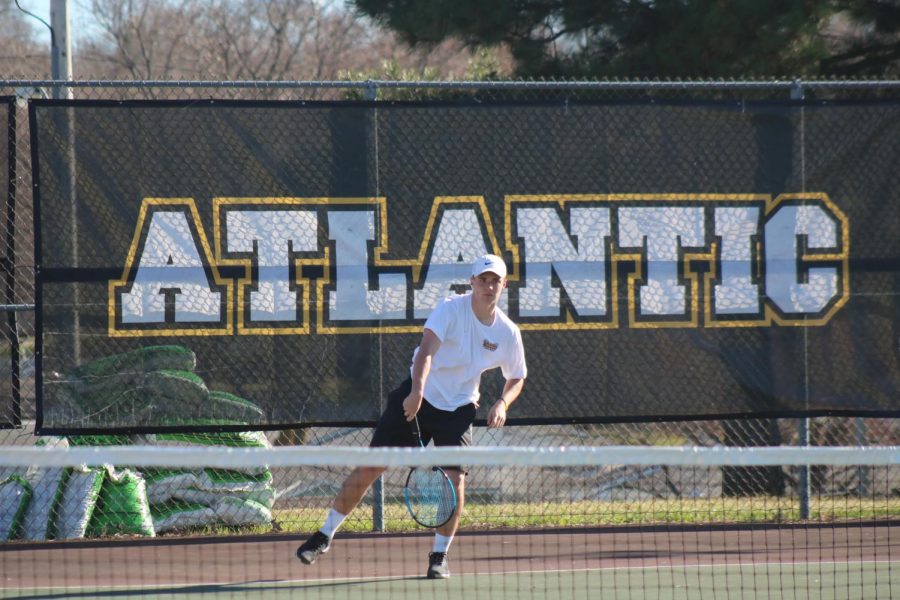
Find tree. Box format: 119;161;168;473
351;0;900;78
820;0;900;76
79;0;498;83
86;0;204;79
0;0;50;77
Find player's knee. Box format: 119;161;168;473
352;465;386;482
446;469;465;488
367;465;387;478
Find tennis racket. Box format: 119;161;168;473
403;416;458;528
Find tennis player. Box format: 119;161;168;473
296;253;527;579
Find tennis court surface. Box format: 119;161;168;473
1;445;898;599
2;524;897;599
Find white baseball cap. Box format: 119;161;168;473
471;254;507;278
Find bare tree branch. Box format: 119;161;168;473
73;0;492;82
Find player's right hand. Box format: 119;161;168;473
402;393;423;422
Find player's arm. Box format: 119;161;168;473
488;377;524;429
402;328;441;421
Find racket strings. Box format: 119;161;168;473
406;467;456;527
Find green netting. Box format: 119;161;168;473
21;467;68;540
66;435;132;446
72;345;197;380
151;500;217;533
63;369;209;425
200;469;273;492
53;346;267;429
214;496;272;527
176;485;275;510
143;469;202;505
151;430;270;448
87;468;154;537
206;391;266;424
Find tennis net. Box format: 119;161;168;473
0;442;897;599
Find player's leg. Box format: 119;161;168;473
334;465;387;515
419;400;476;579
297;379;415;565
436;468;465;538
426;467;464;579
295;465;387;564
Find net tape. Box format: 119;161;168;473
4;444;899;468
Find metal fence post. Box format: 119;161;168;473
798;418;811;519
3;100;20;426
365;79;385;532
790;79;812;520
856;417;869;496
364;80;378;102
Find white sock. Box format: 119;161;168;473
320;509;347;539
432;533;453;553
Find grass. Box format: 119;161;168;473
251;496;900;536
0;336;34;359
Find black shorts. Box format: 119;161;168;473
370;378;475;457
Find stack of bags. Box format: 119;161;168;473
0;436;152;541
60;345;266;428
0;345;276;540
137;430;275;533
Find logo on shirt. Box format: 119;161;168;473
482;338;498;352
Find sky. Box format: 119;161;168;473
14;0;98;48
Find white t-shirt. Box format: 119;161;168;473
410;294;527;411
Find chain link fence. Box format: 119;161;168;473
0;80;897;539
